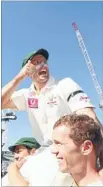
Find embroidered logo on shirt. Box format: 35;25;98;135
79;96;89;102
47;95;58;107
28;98;38;108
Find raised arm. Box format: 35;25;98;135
2;75;25;109
2;61;35;110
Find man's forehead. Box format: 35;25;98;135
31;54;46;61
53;125;71;141
54;125;71;134
14;145;26;152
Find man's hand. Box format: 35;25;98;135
17;60;36;80
7;159;29;186
8;158;27;172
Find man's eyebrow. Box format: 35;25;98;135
15;148;21;152
54;140;61;144
15;149;19;152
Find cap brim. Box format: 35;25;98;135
32;49;49;61
8;143;27;152
22;48;49;68
8;145;17;152
8;142;40;152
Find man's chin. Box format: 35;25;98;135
59;166;69;173
39;78;48;83
32;75;49;84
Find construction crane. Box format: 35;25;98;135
72;22;103;111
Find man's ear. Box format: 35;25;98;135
81;140;93;155
30;148;36;155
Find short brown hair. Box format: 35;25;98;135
54;114;102;156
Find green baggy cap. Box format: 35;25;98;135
22;48;49;68
8;137;41;152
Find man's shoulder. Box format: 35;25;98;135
58;77;73;84
57;77;79;87
56;77;81;93
87;180;103;186
18;88;29;92
12;88;29;96
53;171;75;186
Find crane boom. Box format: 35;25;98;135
72;22;103;110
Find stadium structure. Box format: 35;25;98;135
1;111;17;177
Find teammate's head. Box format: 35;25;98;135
8;137;40;161
52;114;102;174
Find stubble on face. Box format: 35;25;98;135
53;126;84;174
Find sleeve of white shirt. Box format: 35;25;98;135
11;89;28;111
58;78;94;112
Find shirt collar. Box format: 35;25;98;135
30;76;58;93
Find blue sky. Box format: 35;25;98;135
2;1;103;149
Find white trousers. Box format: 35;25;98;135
20;145;59;186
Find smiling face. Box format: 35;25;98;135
52;125;86;174
30;54;49;84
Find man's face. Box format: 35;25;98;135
30;54;49;83
14;145;33;161
52;125;85;174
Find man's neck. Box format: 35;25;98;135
77;170;100;186
72;166;100;186
33;80;49;93
34;83;45;92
